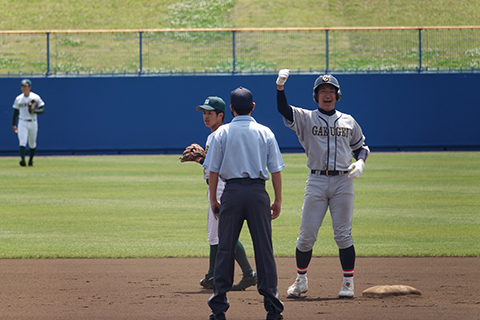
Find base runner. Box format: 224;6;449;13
275;69;370;299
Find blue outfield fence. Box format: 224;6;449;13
1;73;480;155
1;26;480;76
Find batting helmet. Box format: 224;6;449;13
313;74;342;103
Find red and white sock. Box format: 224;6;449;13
297;266;308;275
343;269;354;277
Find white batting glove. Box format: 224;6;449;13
348;160;365;179
276;69;290;85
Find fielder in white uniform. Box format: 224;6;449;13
276;70;369;299
12;79;45;167
195;96;257;291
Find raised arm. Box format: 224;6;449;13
276;69;293;122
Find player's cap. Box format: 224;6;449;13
196;96;226;112
230;86;253;109
20;79;32;86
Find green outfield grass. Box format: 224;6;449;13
0;152;479;258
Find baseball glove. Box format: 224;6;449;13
180;143;206;163
28;99;38;114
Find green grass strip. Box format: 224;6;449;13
0;152;479;258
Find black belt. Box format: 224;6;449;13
311;170;349;177
21;119;35;122
226;178;265;185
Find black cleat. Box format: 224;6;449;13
200;275;214;289
231;272;257;291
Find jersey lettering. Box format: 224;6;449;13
311;126;351;138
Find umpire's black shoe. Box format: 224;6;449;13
209;312;226;320
19;160;26;167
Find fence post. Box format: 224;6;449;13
418;28;423;73
139;32;143;75
46;32;51;76
232;30;237;74
325;29;330;74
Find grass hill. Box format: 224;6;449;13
1;0;479;31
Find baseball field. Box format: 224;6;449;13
2;1;480;318
0;152;479;319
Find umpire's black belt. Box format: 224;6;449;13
311;170;349;177
226;178;265;185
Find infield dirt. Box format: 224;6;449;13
1;257;478;319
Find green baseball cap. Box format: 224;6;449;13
196;96;225;112
21;79;32;86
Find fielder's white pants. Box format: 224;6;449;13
17;119;38;148
206;180;225;246
296;172;355;252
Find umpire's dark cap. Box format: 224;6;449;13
230;86;253;109
196;96;226;112
21;79;32;86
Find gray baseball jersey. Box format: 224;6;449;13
283;106;366;171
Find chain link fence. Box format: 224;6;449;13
1;27;479;76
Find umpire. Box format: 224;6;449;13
203;87;285;320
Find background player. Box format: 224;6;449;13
275;69;369;299
195;96;257;291
12;79;45;167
